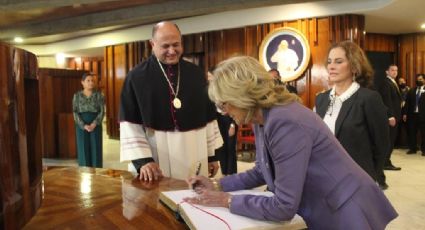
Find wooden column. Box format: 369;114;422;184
0;42;42;229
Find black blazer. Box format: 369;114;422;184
402;87;425;122
315;87;390;180
378;77;402;120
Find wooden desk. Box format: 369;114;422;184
23;167;188;229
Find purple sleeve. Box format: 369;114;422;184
226;117;312;221
220;164;266;192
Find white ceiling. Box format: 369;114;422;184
362;0;425;34
15;0;425;57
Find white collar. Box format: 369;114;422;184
330;82;360;102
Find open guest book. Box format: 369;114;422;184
159;189;306;230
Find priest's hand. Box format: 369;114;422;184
139;162;163;181
183;189;231;208
208;161;219;177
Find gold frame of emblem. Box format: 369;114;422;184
259;27;311;82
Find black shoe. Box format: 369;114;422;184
422;153;425;156
379;183;389;190
406;150;417;154
384;165;401;171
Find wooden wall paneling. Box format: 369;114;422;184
334;16;340;41
105;46;115;138
365;33;397;52
38;70;55;157
398;33;425;85
203;32;210;72
398;34;415;85
244;25;260;59
407;52;414;81
68;59;76;69
194;33;204;53
113;45;128;138
105;46;114;137
127;43;135;70
58;113;76;158
222;28;245;59
344;15;350;40
419;51;425;74
206;31;223;68
183;33;204;54
105;44;127;139
183;34;195;53
83;60;91;71
357;15;366;46
38;68;86;158
413;35;418;75
307;17;337;108
312;18;318;44
414;34;425;74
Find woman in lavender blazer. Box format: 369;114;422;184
185;56;397;230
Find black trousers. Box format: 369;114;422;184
407;113;425;152
377;122;398;185
385;123;398;167
216;114;238;175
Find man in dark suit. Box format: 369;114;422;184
402;74;425;156
378;64;402;170
268;68;298;94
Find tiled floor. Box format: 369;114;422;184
44;132;425;230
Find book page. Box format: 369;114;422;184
160;190;306;230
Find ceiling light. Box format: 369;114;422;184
14;37;23;43
421;23;425;29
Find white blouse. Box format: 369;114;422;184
323;82;360;134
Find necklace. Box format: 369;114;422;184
156;57;181;109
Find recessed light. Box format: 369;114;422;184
14;37;23;43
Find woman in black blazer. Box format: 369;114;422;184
315;41;390;190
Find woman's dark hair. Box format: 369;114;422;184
326;41;374;88
82;73;91;81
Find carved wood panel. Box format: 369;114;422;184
38;68;87;158
0;42;42;229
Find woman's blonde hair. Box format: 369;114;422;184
208;56;300;123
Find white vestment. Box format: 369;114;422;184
120;120;223;180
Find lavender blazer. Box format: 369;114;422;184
220;102;397;230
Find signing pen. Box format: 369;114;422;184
192;162;202;190
195;161;202;176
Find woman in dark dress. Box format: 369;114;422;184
72;73;105;167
